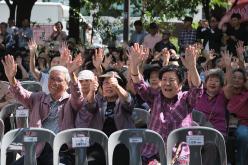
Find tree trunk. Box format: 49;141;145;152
69;0;80;42
16;0;36;27
5;0;17;21
202;0;210;20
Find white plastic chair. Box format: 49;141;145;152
0;103;28;129
0;119;4;164
167;126;227;165
53;128;108;165
108;129;167;165
1;128;55;165
21;81;42;92
132;108;150;128
0;119;4;141
192;109;213;127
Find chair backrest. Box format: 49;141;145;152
53;128;108;165
21;81;42;92
192;110;213;127
0;103;28;129
0;119;3;165
132;108;150;128
1;128;55;165
108;129;166;165
167;126;227;165
0;119;4;142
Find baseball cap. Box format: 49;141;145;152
78;70;95;80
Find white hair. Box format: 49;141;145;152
49;65;70;83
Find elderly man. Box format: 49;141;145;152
1;54;83;165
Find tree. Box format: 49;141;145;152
5;0;37;27
68;0;80;42
140;0;229;20
68;0;123;43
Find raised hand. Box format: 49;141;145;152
221;50;232;68
1;55;17;84
143;48;150;62
28;39;37;55
92;48;104;68
129;43;145;68
102;54;112;69
16;56;22;67
181;45;197;70
59;42;71;67
206;49;216;61
236;41;245;60
67;53;83;74
162;48;170;65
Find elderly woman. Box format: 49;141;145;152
193;68;229;165
129;43;203;164
1;54;83;165
227;68;248;165
194;68;228;135
76;68;134;165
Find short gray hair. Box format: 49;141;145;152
49;65;70;83
205;68;224;86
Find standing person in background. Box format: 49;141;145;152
129;20;147;46
197;16;223;54
154;31;177;53
226;13;248;55
18;19;33;50
0;22;11;57
178;16;197;53
7;19;18;53
142;22;162;50
49;21;67;42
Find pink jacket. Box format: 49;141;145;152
9;81;83;156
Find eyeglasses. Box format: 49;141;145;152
49;76;65;83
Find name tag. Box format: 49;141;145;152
129;137;143;143
72;137;90;148
16;109;29;117
23;136;38;142
186;135;204;146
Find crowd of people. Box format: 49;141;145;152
0;12;248;165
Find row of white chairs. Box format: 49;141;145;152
0;119;227;165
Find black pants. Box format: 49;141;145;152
11;143;74;165
87;143;130;165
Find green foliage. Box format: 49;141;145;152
210;0;231;9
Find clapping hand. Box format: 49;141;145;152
89;76;99;93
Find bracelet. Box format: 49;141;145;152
131;73;139;77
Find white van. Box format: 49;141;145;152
0;1;69;24
0;1;69;42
